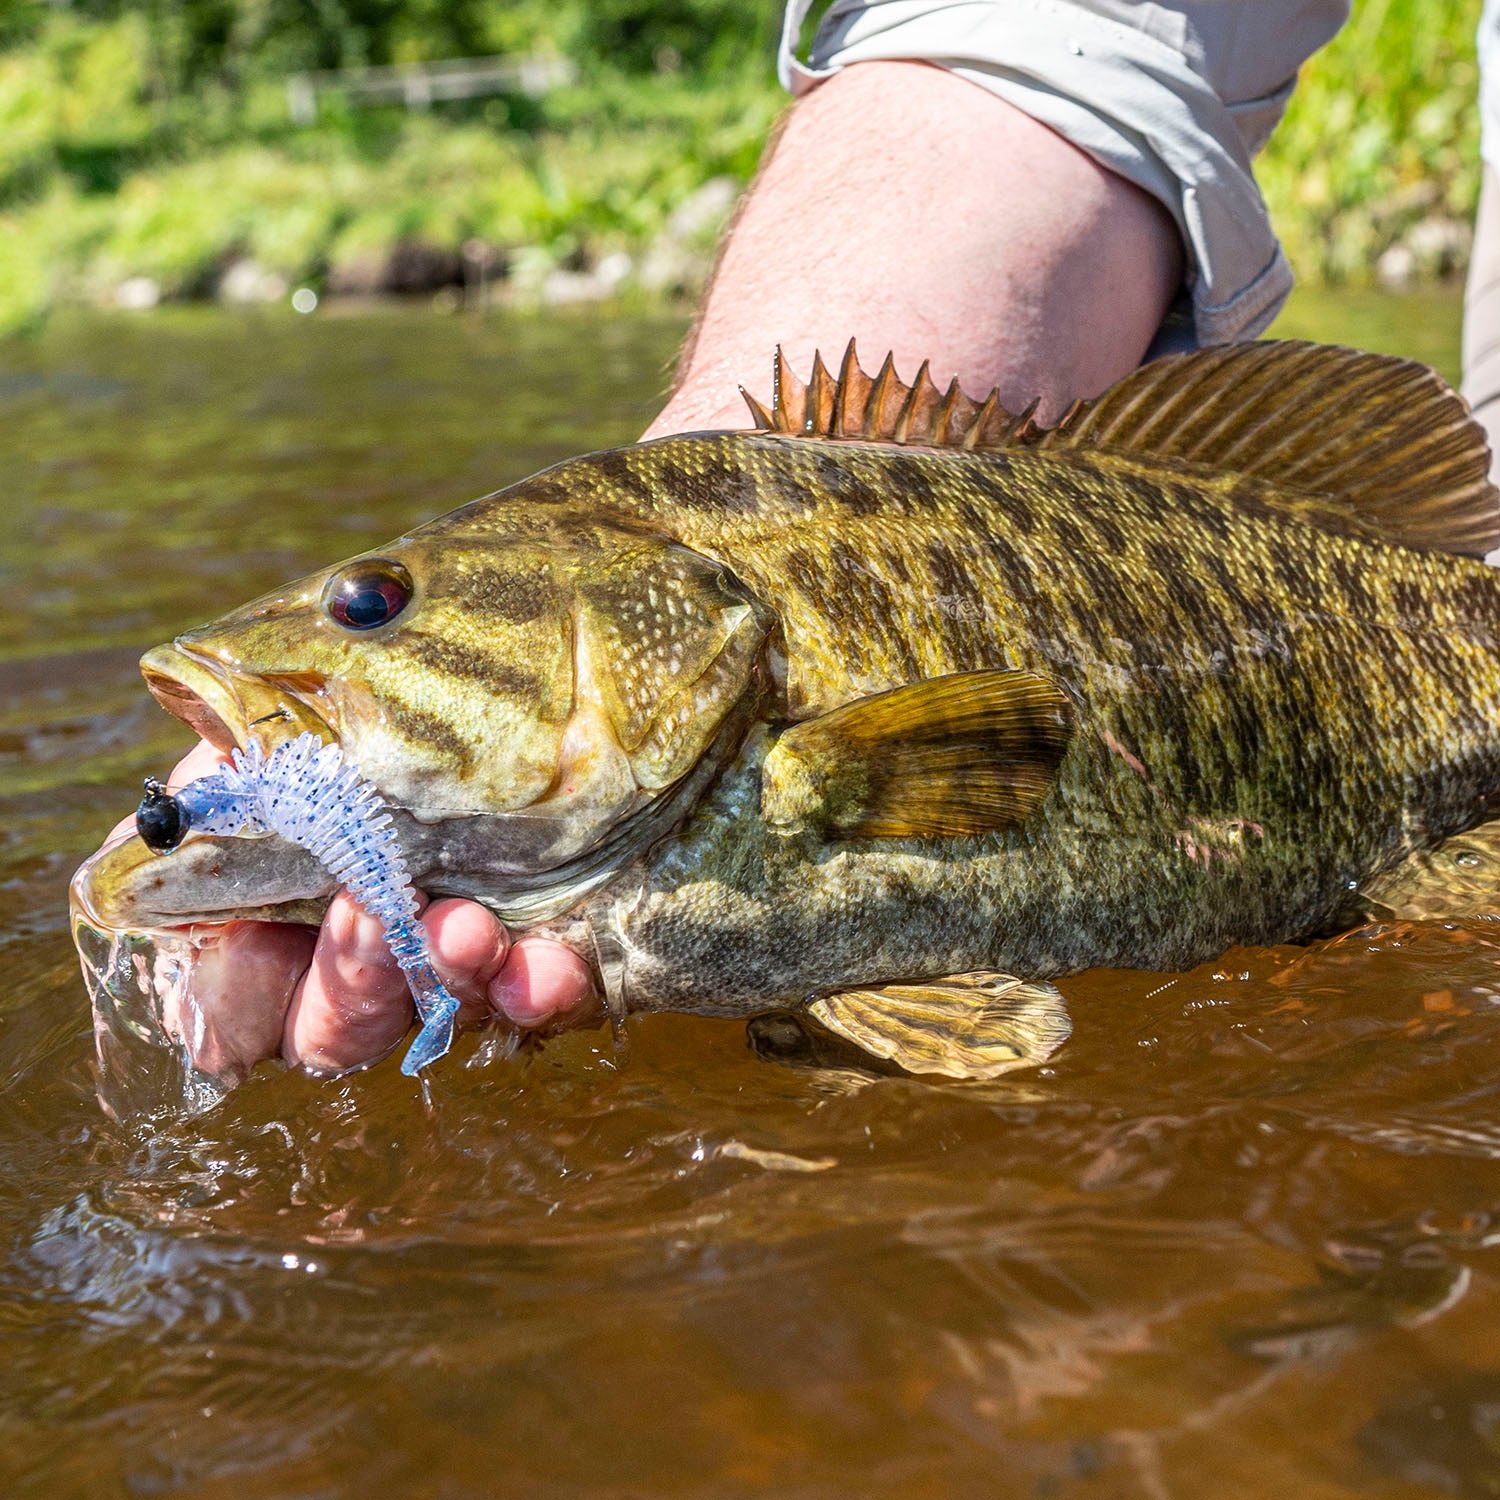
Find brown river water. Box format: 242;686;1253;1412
5;291;1500;1499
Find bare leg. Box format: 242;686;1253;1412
647;60;1184;437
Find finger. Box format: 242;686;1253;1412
105;810;137;845
168;738;234;785
282;894;512;1074
161;920;317;1084
488;937;600;1032
283;891;417;1075
421;898;511;1026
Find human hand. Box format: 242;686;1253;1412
104;739;601;1081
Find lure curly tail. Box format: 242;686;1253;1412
136;732;460;1076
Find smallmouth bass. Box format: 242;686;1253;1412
73;340;1500;1078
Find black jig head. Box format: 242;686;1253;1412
136;776;187;854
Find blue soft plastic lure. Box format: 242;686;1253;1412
135;731;460;1076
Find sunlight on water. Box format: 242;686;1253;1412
3;294;1494;1500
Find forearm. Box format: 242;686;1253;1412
645;60;1184;439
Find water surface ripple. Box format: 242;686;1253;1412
4;296;1496;1500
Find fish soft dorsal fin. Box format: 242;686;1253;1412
1036;340;1500;557
760;669;1073;840
742;340;1500;558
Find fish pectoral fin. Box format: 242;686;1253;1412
760;669;1072;840
806;972;1072;1080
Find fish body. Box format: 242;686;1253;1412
75;341;1500;1076
568;430;1500;1010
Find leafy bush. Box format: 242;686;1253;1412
0;0;1487;338
0;15;154;201
1260;0;1483;282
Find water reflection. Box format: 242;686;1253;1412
1360;1372;1500;1496
6;296;1500;1497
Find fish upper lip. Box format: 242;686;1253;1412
140;642;334;753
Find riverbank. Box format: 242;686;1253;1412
0;0;1483;338
0;26;778;336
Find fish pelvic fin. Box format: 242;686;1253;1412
1359;818;1500;922
760;668;1072;841
807;972;1072;1080
745;340;1499;558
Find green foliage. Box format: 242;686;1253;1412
0;0;785;85
1259;0;1483;282
567;0;782;77
0;0;1485;338
0;15;155;200
0;1;785;336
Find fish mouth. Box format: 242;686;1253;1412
140;643;335;754
71;828;332;933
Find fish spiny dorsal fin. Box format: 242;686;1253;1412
962;389;1010;450
742;386;775;431
772;345;805;434
805;350;836;434
1034;340;1500;558
832;341;871;436
739;339;1499;557
892;359;935;442
741;341;1035;451
1005;397;1043;445
865;352;905;437
932;377;978;445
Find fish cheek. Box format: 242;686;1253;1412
332;610;576;816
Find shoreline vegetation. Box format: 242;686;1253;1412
0;0;1483;340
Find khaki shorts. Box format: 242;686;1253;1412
779;0;1349;345
1463;1;1500;453
1482;0;1500;170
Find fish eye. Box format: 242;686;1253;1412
326;559;414;631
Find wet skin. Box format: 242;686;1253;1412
112;741;601;1076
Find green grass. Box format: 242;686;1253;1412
1259;0;1483;283
0;9;785;334
0;0;1486;338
